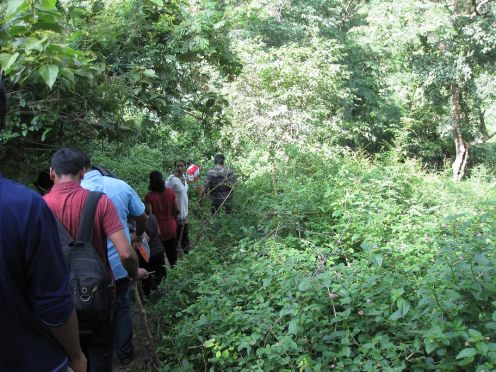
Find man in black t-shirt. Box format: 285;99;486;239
204;154;236;214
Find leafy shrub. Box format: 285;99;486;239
150;148;496;370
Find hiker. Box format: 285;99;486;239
204;153;236;214
145;171;180;266
44;147;144;372
81;160;148;365
0;82;87;372
133;207;168;295
166;160;190;254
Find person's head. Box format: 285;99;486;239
50;148;89;184
149;170;165;192
214;154;225;166
34;169;53;195
174;159;186;175
82;156;92;172
0;80;8;130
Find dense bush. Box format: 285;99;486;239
150;148;496;370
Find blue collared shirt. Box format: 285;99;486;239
81;170;145;280
0;176;73;371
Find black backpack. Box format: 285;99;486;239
56;191;114;333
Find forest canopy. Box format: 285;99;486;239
1;0;495;180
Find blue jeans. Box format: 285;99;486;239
114;278;133;360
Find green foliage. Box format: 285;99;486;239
0;0;240;169
150;147;496;370
87;141;166;195
223;0;401;155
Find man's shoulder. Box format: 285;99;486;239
206;168;219;176
1;177;43;209
103;175;138;195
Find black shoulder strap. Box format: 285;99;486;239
77;191;103;242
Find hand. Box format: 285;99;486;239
68;351;87;372
137;268;149;280
132;233;143;247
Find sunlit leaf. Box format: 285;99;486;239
39;64;59;89
23;37;44;52
0;53;20;72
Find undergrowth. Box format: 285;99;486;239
149;147;496;371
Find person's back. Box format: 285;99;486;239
139;212;167;294
43;147;139;372
205;154;236;214
0;178;75;371
44;179;121;264
81;170;145;280
81;167;147;364
145;170;179;266
145;188;177;239
147;213;165;258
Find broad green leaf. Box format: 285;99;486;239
288;319;299;335
298;278;312;291
397;298;410;317
360;241;373;252
148;0;163;6
7;0;26;16
39;64;59;89
389;310;401;321
60;68;75;83
0;53;20;72
456;348;477;359
425;340;436;354
372;255;383;267
40;0;57;8
143;69;157;78
262;277;272;287
23;37;44;52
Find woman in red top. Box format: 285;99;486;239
145;171;180;266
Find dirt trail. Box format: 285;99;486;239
114;311;158;372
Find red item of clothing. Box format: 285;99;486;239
145;189;177;241
43;181;123;265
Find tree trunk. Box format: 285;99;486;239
451;83;469;182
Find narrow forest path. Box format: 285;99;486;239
114;310;157;372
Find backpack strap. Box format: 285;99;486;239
77;191;103;243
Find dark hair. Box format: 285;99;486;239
51;148;90;176
174;159;186;167
0;80;7;130
34;169;53;194
148;170;165;192
144;204;151;215
214;154;225;165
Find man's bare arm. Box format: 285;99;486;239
108;229;138;280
